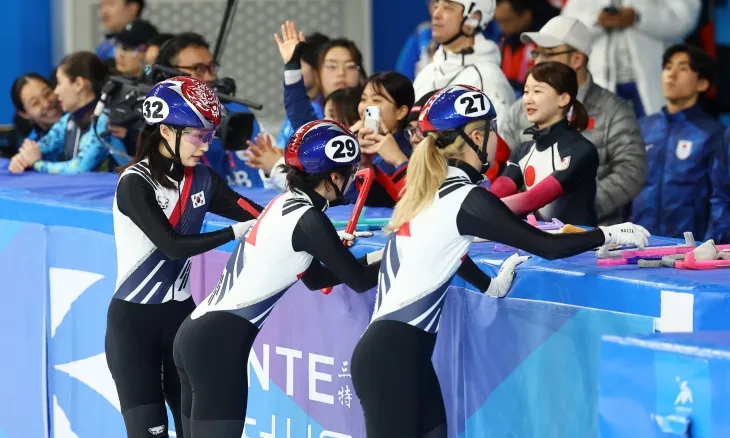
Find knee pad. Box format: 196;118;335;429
121;403;168;437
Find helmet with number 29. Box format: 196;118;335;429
142;76;222;130
285;120;361;174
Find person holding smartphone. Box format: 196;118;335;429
352;71;415;207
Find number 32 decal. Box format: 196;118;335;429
325;135;360;163
142;96;170;122
454;91;491;118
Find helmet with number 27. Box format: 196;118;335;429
142;76;222;130
285;120;361;174
418;84;496;135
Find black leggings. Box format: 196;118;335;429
351;320;447;438
173;310;259;438
105;297;195;438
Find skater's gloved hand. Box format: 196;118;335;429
599;222;650;249
231;219;256;240
485;253;530;298
338;230;374;247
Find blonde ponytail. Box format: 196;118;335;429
388;120;486;232
388;133;449;231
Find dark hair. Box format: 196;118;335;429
126;0;145;16
117;124;177;189
148;33;174;48
324;86;361;126
156;32;209;68
58;51;109;97
362;71;415;131
58;51;109;129
282;164;354;193
527;61;588;131
662;44;717;89
10;73;53;113
496;0;537;14
317;38;367;85
301;32;330;67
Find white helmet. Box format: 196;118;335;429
451;0;496;32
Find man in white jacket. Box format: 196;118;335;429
413;0;515;130
561;0;701;118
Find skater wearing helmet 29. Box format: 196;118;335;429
107;76;263;438
350;84;650;438
490;61;601;226
172;120;384;438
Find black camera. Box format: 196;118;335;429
100;65;262;151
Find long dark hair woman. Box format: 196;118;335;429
489;61;601;226
350;84;650;438
107;76;263;438
8;52;128;174
173;120;383;438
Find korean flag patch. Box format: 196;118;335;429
191;191;206;208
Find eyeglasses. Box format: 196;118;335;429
405;125;424;141
181;128;216;148
530;49;576;60
322;61;360;73
174;61;220;77
114;42;147;54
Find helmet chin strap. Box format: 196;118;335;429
325;167;355;206
457;129;489;174
439;15;478;48
160;127;184;166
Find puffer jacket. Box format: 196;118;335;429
500;74;647;225
631;105;728;242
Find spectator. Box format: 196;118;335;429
113;19;159;77
10;73;63;143
8;52;127;174
562;0;701;119
491;62;600;226
632;44;729;243
395;0;439;81
156;32;265;187
500;16;646;226
494;0;560;96
406;90;440;148
276;31;330;147
97;0;145;61
413;0;515;132
353;72;415;207
144;33;174;67
247;86;362;192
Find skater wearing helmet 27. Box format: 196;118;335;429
350;84;651;438
172;120;384;438
107;76;263;438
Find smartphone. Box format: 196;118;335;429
602;6;619;14
363;106;381;134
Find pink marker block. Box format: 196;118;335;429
527;214;538;226
683;252;730;270
621;246;695;259
597;258;628;266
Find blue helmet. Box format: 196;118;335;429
142;76;222;130
285;120;361;174
418;84;496;134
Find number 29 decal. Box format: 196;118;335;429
325;135;360;162
454;91;491;118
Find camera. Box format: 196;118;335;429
99;65;262;151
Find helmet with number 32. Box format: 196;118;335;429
142;76;222;130
285;120;361;174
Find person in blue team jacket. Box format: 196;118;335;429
8;52;127;174
632;45;730;243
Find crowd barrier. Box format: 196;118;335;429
2;159;730;438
